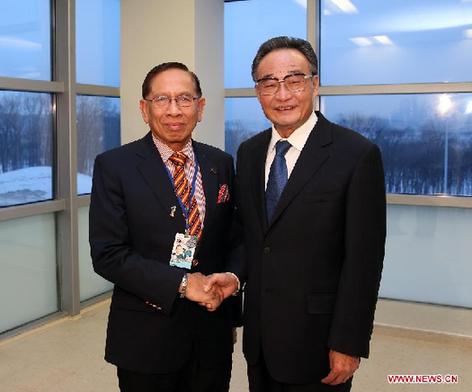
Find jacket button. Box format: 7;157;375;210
263;246;270;254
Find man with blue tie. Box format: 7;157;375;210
208;36;387;391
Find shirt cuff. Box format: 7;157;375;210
225;272;241;296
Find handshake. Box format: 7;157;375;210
183;272;239;311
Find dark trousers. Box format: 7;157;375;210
248;351;352;392
118;357;231;392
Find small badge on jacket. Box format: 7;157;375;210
217;184;230;204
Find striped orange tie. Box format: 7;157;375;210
169;152;203;241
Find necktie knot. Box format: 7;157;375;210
275;140;291;157
169;152;187;167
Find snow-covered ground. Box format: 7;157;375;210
0;167;92;207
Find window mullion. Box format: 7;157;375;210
54;0;80;317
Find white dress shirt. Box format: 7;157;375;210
264;111;318;190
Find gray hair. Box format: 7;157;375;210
251;36;318;81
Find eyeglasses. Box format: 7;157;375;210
255;73;314;96
144;94;200;108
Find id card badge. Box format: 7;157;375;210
169;233;198;270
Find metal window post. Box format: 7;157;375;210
54;0;80;316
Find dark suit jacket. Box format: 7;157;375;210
231;112;386;384
89;132;238;374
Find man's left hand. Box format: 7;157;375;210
321;349;360;385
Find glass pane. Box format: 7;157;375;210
76;0;120;86
225;97;270;158
321;94;472;196
225;0;307;88
320;0;472;85
0;91;53;207
0;0;51;80
77;95;120;195
381;204;472;308
0;213;58;333
78;206;113;301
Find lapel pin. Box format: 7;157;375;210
170;206;176;218
210;168;217;175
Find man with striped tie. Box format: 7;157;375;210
89;62;239;392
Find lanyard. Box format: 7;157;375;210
164;157;199;232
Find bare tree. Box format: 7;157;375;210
225;119;259;160
0;92;52;174
77;96;120;176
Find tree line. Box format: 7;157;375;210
225;113;472;197
0;93;52;173
0;93;120;177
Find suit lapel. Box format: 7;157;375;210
135;132;185;231
267;114;333;231
249;130;272;233
193;141;218;233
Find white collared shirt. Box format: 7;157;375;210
264;111;318;190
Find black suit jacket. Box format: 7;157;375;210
89;132;237;374
231;112;386;384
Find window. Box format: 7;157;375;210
0;92;53;207
76;0;121;196
77;95;120;195
0;0;51;80
321;93;472;196
225;0;307;88
225;97;270;158
320;0;472;85
224;0;308;155
0;0;121;334
224;0;472;309
75;0;120;300
0;1;53;208
318;0;472;197
0;213;57;334
380;204;472;308
76;0;120;86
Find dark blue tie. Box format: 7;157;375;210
266;140;291;223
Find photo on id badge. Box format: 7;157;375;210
170;233;197;269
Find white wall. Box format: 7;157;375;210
121;0;224;149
